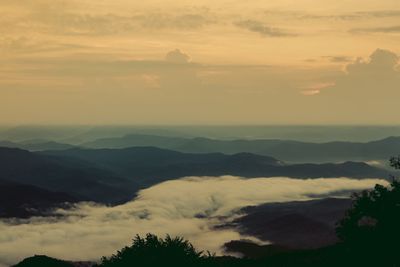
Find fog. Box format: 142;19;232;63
0;176;388;267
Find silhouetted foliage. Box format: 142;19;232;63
336;156;400;265
12;255;74;267
98;233;213;267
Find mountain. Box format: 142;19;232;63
41;147;282;187
81;134;186;149
0;145;388;219
224;240;290;259
227;198;352;250
82;134;400;163
0;126;86;142
21;141;77;151
0;147;136;204
0;179;78;218
42;147;389;188
0;140;76;151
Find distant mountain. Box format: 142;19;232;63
82;134;400;163
227;198;352;250
0;140;19;148
0;126;86;142
0;179;78;218
81;134;186;149
42;147;389;188
0;147;136;204
0;140;76;151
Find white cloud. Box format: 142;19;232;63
0;176;387;267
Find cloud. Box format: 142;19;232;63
301;89;321;96
324;56;354;63
301;82;336;96
350;25;400;34
355;10;400;18
298;10;400;21
0;176;387;267
0;0;217;36
301;48;400;123
345;49;399;75
165;49;191;64
234;20;295;37
135;13;215;30
315;49;400;98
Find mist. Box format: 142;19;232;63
0;176;388;267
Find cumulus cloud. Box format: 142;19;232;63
317;49;400;99
234;20;295;37
165;49;191;64
346;49;399;73
0;176;387;267
302;48;400;123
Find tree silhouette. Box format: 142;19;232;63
98;233;212;267
12;255;74;267
336;156;400;265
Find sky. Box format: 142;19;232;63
1;0;400;125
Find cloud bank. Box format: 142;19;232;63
0;176;387;267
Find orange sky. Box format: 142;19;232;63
1;0;400;125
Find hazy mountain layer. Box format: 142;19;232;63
82;134;400;163
0;146;389;219
42;147;389;187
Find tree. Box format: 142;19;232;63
98;233;211;267
12;255;74;267
336;156;400;265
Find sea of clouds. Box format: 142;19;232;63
0;176;388;267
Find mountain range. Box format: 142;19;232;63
81;134;400;163
41;147;389;185
0;145;389;218
2;134;400;164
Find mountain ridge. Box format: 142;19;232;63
80;134;400;163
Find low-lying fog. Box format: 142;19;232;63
0;176;388;267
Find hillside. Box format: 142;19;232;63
0;147;136;204
0;180;78;218
228;198;352;250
